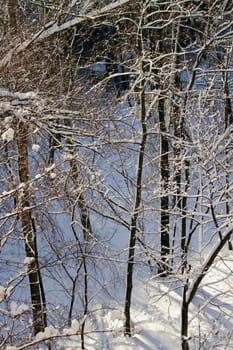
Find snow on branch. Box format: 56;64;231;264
0;284;13;302
1;127;14;142
0;0;133;69
0;88;38;117
10;301;29;317
0;89;37;100
0;89;40;142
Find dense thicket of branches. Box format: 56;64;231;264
0;1;233;349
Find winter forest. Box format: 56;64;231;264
0;0;233;349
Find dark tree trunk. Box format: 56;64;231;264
17;121;46;335
124;221;137;336
124;86;147;336
222;64;233;250
158;96;170;275
181;283;189;350
181;227;233;348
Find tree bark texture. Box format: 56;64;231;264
17;121;46;335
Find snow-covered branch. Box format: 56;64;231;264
0;0;133;69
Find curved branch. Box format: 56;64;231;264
186;226;233;306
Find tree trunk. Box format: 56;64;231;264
180;161;189;272
158;96;170;275
222;58;233;250
68;138;93;242
181;283;189;350
181;227;233;348
124;85;147;336
17;121;46;335
70;212;88;349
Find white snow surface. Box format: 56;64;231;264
24;257;35;266
63;319;80;335
1;127;14;142
10;302;29;317
32;143;40;152
54;252;233;350
36;326;59;340
0;285;13;303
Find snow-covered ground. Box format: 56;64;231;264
9;249;230;350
